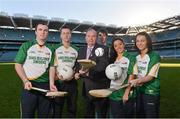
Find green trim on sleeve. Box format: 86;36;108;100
148;51;161;72
15;41;33;64
123;52;136;75
46;43;55;67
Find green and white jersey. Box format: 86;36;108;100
109;51;136;101
54;44;78;68
15;40;54;83
135;51;160;96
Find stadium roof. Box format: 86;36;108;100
0;11;179;35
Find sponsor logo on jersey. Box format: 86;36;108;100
45;52;50;56
64;51;70;53
121;61;127;64
57;52;63;54
29;51;36;54
148;90;154;93
71;52;76;55
142;61;147;64
37;50;43;53
138;66;146;74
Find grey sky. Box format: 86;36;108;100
0;0;179;27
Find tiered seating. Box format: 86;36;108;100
151;29;179;41
71;33;86;44
0;51;17;61
0;28;179;62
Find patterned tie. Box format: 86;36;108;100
86;47;92;59
86;47;92;76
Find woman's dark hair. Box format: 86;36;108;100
109;37;125;63
135;32;153;54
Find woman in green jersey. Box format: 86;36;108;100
130;32;161;118
109;37;136;118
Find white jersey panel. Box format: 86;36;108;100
136;54;150;78
23;44;52;80
55;46;78;68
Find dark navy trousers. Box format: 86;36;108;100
136;92;160;118
21;82;51;118
53;80;78;118
110;98;135;118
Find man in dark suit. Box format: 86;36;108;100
75;28;110;118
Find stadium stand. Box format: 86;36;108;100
0;11;180;61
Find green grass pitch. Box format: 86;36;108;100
0;59;180;117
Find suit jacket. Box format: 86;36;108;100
76;43;110;98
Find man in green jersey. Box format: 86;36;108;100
49;25;78;117
15;22;54;118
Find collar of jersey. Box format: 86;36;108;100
33;39;47;46
122;51;128;57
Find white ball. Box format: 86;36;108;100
95;47;104;57
57;65;74;81
105;64;122;80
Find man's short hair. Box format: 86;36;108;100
59;25;71;32
35;21;48;31
98;28;108;36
